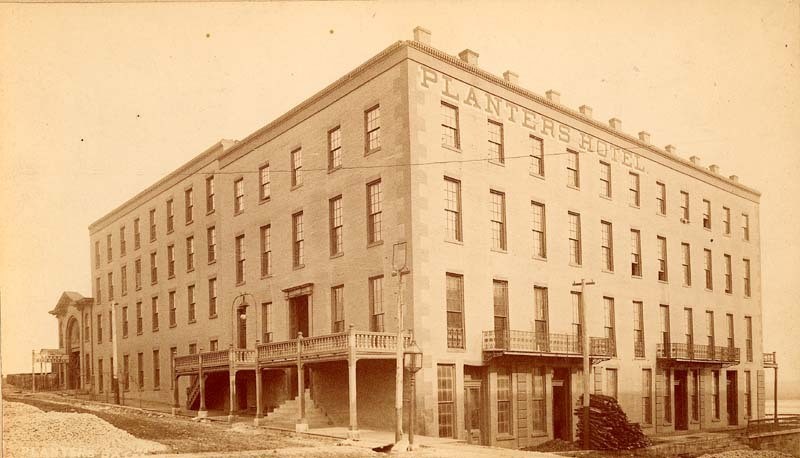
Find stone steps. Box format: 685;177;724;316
264;389;332;428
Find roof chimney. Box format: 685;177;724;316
545;90;561;104
638;131;651;144
729;175;739;182
458;49;479;66
579;105;593;118
665;144;677;154
709;164;720;174
689;155;701;165
609;118;622;130
503;70;519;85
413;26;431;45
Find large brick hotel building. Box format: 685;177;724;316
49;27;774;448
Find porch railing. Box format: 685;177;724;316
656;343;740;364
173;347;256;374
257;327;412;364
482;330;612;357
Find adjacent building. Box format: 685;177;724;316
50;27;771;448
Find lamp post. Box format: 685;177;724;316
572;278;595;449
403;341;423;451
229;292;253;423
392;242;410;444
231;293;254;349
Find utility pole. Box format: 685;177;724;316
392;242;410;444
573;279;595;449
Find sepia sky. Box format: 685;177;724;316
1;1;798;390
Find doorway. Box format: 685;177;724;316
464;381;483;444
726;371;738;425
552;368;571;441
289;295;310;338
674;370;689;430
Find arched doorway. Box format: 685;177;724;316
65;317;81;389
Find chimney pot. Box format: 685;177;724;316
503;70;519;85
413;26;431;45
458;49;479;66
665;144;677;154
638;131;651;144
545;90;561;104
709;164;720;174
690;155;701;165
609;118;622;130
579;105;593;118
729;175;739;182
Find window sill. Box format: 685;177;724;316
446;347;466;353
532;255;547;262
169;324;177;329
187;268;195;274
328;166;342;174
330;252;344;259
137;332;143;336
567;184;580;191
188;319;196;325
206;209;215;216
121;292;127;297
367;240;384;249
208;259;216;266
531;432;548;438
629;204;641;209
723;232;731;238
236;281;246;287
657;212;666;217
261;274;273;279
725;291;733;295
291;184;303;191
293;264;305;271
658;279;669;285
599;194;612;201
444;239;463;246
209;314;218;320
234;210;244;217
152;328;159;333
441;144;461;154
631;274;642;279
497;434;516;441
186;220;194;226
153;387;160;391
167;229;174;235
365;146;382;156
488;159;505;167
602;269;615;274
168;275;175;280
683;283;692;288
151;281;158;286
705;288;714;292
529;172;545;180
259;197;271;205
569;262;583;268
491;248;508;254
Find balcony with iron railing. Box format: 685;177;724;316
763;352;777;368
656;342;740;366
482;330;613;362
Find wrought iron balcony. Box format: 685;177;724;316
763;352;777;368
656;343;740;366
482;330;612;361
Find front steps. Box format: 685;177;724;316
263;389;333;429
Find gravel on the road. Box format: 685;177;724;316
2;400;169;457
698;450;794;458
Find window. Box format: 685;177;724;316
117;306;128;339
712;370;720;419
681;243;692;286
84;312;89;342
742;213;750;241
188;344;197;354
166;199;174;233
134;259;142;290
601;221;614;271
133;218;141;249
235;234;245;284
706;311;716;349
444;178;462;242
136;301;143;334
369;276;385;332
167;244;175;278
657;236;668;281
487;120;504;163
120;226;126;256
95;241;101;268
150;251;158;284
603;297;616;356
723;206;731;234
534;286;549;351
367;180;383;244
685;308;694;349
642;369;652;425
149;209;156;241
328;127;342;170
493;280;509;346
107;272;114;300
234;178;244;213
260;225;272;277
567;150;580;187
259;164;271;200
745;316;753;362
120;265;127;296
97;314;103;344
532;367;546;432
724;254;733;293
261;302;272;343
490;190;507;250
168;291;176;327
106;234;113;262
123;355;130;390
205;175;215;213
571;291;583;340
292;212;304;267
441;102;459;148
188;284;196;323
568;212;582;265
329;196;343;255
186;236;195;271
208;277;217;317
704;249;713;290
726;313;735;349
210;339;218;352
365;105;381;152
745;370;752;418
152;350;160;389
628;172;640;206
446;273;464;349
633;301;644;358
331;285;344;333
437;364;455;438
151;296;159;331
680;191;690;221
702;199;711;229
98;359;104;392
599;161;611;198
207;226;217;263
530;135;544;176
137;353;144;388
631;229;642;277
531;201;546;259
185;187;193;224
607;368;618;399
743;258;751;297
496;368;511;434
660;304;671;348
656;182;666;215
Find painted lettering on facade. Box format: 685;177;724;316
419;65;646;172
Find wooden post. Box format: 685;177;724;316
228;346;236;423
198;350;207;417
254;339;262;425
394;270;405;443
172;373;180;416
773;354;778;425
347;325;359;439
572;278;595;449
31;350;36;392
296;332;307;431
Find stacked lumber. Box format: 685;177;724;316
574;394;651;450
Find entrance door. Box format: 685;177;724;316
69;351;80;389
552;368;571;440
674;370;689;430
289;296;310;338
726;371;738;425
464;382;483;444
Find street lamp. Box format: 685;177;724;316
403;341;423;451
231;293;254;349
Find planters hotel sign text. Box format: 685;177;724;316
419;65;646;172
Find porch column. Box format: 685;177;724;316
254;339;263;426
296;332;307;432
172;374;180;416
228;370;237;423
347;325;359;439
198;350;207;417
